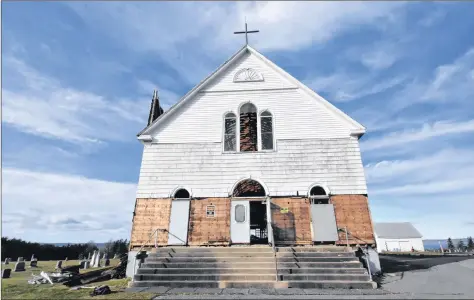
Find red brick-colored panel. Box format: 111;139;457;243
187;198;231;246
130;198;172;249
271;198;312;245
331;195;375;245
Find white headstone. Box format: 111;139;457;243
90;251;97;267
93;251;101;268
55;260;62;269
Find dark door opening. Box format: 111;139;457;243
250;201;268;244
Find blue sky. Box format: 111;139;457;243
2;2;474;243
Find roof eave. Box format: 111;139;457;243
137;44;249;138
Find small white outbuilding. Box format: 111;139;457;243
374;222;425;253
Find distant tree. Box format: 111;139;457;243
457;240;466;252
447;237;455;251
467;236;474;251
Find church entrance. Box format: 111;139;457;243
250;201;268;244
230;178;268;245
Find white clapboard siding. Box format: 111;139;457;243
153;89;352;143
202;51;297;92
136;138;367;198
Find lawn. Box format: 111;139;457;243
1;260;155;299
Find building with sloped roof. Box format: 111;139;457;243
374;222;424;253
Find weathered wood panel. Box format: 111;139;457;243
130;198;172;249
271;198;312;245
187;198;231;246
136;138;367;198
331;195;375;245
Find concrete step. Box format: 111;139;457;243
144;256;358;263
141;261;363;269
136;267;366;275
131;280;284;289
151;247;273;253
277;247;352;253
133;273;371;282
147;252;274;258
276;252;355;258
287;280;376;289
131;280;375;289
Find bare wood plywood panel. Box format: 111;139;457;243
130;198;172;249
188;198;231;246
332;195;375;245
271;198;312;245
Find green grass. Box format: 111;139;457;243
1;260;156;299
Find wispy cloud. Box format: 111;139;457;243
2;168;136;242
2;56;149;145
308;72;407;102
361;119;474;152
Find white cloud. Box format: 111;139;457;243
365;148;474;184
361;119;474;151
2;56;149;145
418;9;446;27
68;2;406;53
2;168;136;243
308;72;407;102
137;79;180;110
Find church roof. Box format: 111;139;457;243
138;45;366;138
374;222;423;239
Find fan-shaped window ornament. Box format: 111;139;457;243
233;68;264;82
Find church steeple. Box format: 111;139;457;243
147;89;164;126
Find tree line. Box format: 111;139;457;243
1;237;129;261
447;236;474;252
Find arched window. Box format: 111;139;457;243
174;188;190;199
260;111;273;150
310;186;327;196
233;179;266;197
239;103;258;152
224;112;236;152
309;186;329;204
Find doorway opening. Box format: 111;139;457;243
250;201;268;244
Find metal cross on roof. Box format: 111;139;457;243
234;22;259;45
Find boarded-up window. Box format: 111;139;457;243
240;103;257;152
235;204;246;222
261;111;273;150
224;112;236;151
206;205;216;218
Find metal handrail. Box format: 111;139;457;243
338;227;373;281
269;222;278;282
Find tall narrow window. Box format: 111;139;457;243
261;111;273;150
240;103;257;152
224;112;236;151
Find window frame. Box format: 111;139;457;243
223;112;237;153
235;204;246;223
259;110;275;151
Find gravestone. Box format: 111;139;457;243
83;261;90;270
2;269;11;278
80;260;86;268
4;258;10;265
93;251;101;268
105;259;110;267
17;257;24;262
88;253;91;261
90;251;97;267
14;261;26;272
113;253;118;259
29;260;38;268
30;254;35;261
55;260;63;269
65;257;68;262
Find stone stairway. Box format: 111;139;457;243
131;246;376;289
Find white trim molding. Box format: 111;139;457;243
233;68;264;83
